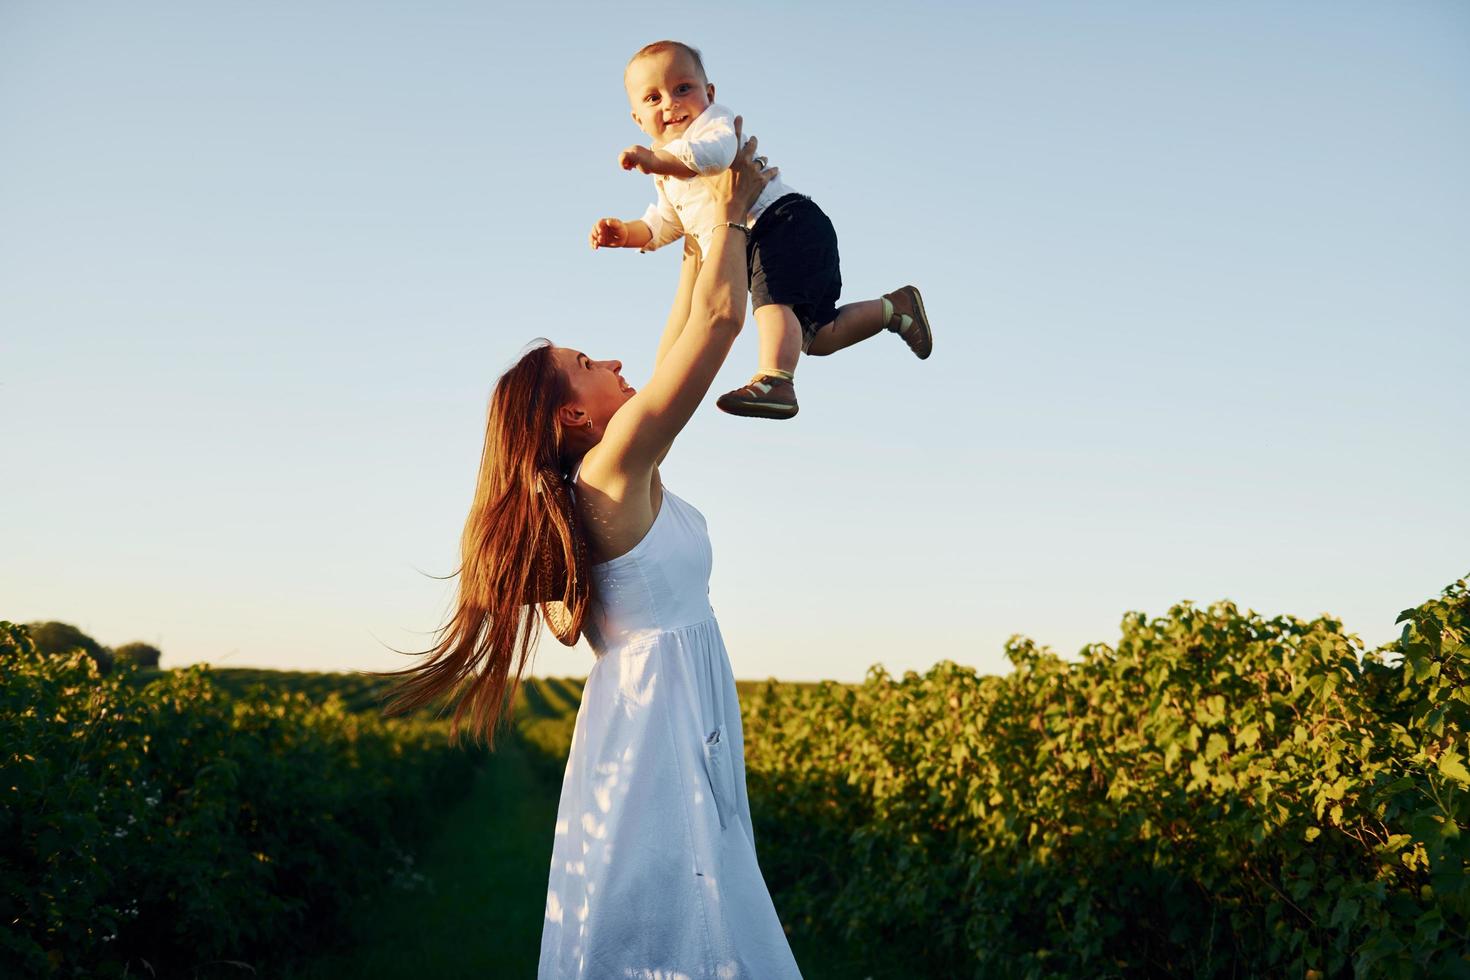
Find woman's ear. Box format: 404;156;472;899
558;404;587;431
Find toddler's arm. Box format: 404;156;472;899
618;108;740;180
620;146;697;179
660;108;738;178
589;180;685;253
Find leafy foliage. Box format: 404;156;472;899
743;580;1470;978
25;621;112;674
112;642;161;669
207;667;406;715
9;580;1466;978
0;626;480;978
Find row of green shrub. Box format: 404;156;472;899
22;621;160;674
743;581;1469;978
0;624;479;978
204;667;400;715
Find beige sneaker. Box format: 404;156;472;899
715;374;799;419
884;285;933;360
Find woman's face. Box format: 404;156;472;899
552;347;635;430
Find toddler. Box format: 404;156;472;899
589;40;933;419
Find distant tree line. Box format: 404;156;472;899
22;621;161;673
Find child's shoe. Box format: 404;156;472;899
883;285;932;360
716;374;799;419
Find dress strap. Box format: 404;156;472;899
566;458;584;500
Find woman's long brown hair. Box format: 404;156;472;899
380;341;589;746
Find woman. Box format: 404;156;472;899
387;121;803;978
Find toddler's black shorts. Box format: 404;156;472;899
747;193;842;351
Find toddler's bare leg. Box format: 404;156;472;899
804;299;885;356
806;289;932;360
715;303;801;419
755;304;803;375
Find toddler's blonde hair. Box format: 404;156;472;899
626;40;708;84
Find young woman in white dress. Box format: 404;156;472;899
387;120;803;979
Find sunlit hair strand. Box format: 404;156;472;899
378;340;589;747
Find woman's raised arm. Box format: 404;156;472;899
653;236;703;372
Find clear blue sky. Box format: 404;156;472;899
3;1;1466;682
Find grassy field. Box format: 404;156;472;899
282;733;556;978
254;672;910;979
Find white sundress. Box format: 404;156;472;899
537;486;803;980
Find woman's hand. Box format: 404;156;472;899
698;116;778;221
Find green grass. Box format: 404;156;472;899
282;738;555;979
269;674;914;979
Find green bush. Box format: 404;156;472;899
0;624;479;978
207;668;402;715
112;642;161;669
744;580;1470;978
25;620;112;674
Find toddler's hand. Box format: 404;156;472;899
589;217;627;250
619;145;656;174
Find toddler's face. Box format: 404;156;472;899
625;48;714;147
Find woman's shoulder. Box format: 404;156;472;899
572;454;663;558
573;443;638;495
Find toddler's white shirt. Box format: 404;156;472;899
639;103;795;257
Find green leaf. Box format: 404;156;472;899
1205;732;1228;762
1438;751;1470;785
1164;741;1181;772
1329;896;1360;929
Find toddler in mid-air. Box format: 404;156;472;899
589;40;934;420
